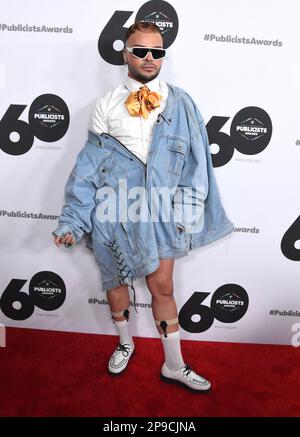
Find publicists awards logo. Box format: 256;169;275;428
33;104;65;129
206;106;272;167
98;0;178;65
0;271;66;320
179;284;249;333
0;93;69;155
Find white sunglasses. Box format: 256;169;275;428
125;46;167;60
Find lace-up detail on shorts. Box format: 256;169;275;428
105;239;138;313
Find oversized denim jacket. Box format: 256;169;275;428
53;83;234;280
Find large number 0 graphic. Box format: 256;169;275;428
98;0;178;65
0;272;66;320
179;284;249;333
207;106;272;167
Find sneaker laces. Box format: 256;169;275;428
182;364;192;377
116;343;131;357
182;364;209;385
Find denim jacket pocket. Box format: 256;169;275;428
119;220;151;260
166;139;188;187
91;155;118;188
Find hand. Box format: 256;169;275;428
53;232;74;247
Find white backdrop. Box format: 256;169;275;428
0;0;299;345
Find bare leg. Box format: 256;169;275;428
145;259;178;334
145;258;186;372
107;284;130;321
145;259;211;390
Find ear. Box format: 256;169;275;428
122;49;127;64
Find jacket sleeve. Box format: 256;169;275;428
173;94;210;234
52;143;97;243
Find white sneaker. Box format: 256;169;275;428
160;362;211;393
108;343;135;375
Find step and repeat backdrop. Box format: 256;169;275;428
0;0;299;345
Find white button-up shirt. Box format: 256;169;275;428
89;76;169;164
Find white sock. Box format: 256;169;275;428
160;330;185;371
114;319;134;348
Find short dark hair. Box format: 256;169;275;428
124;21;163;45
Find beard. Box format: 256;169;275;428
127;63;162;84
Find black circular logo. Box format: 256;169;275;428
210;284;249;323
135;0;179;48
230;106;272;155
29;271;66;311
28;94;70;142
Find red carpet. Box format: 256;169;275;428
1;327;299;417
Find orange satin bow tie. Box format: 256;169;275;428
125;85;162;119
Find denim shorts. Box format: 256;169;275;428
90;223;191;316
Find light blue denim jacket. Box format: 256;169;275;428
53;83;234;279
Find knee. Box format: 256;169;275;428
146;276;174;299
106;284;129;302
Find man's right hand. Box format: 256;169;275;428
53;232;75;247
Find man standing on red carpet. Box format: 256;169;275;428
53;21;234;393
